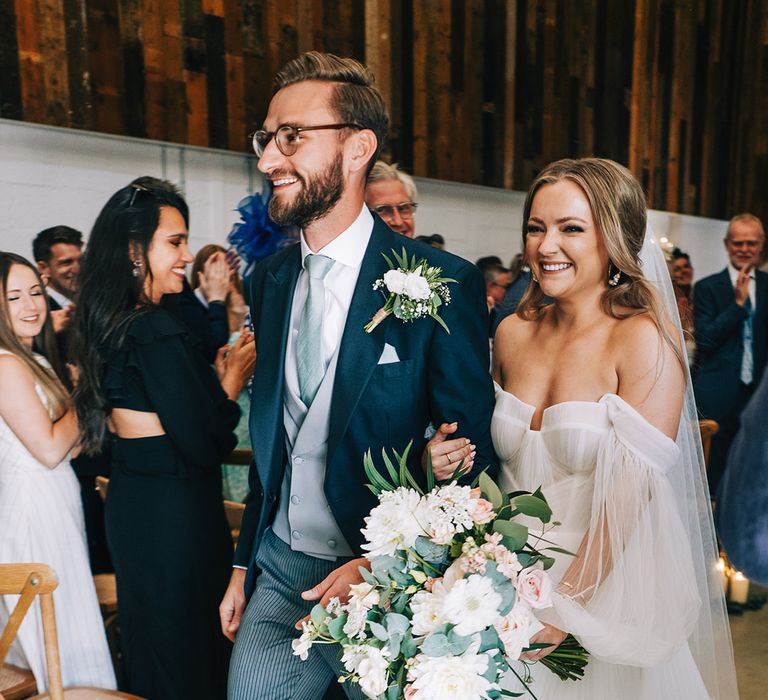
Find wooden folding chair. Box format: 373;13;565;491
0;564;143;700
698;419;720;471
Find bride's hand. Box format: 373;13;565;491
421;422;476;481
520;623;568;662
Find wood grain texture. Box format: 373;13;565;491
2;0;768;222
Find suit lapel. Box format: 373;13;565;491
250;245;301;490
327;221;396;466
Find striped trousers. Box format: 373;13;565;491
228;528;364;700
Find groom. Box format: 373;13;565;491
222;52;497;699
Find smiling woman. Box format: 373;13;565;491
71;177;254;700
0;252;116;691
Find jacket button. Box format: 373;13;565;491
291;530;302;540
327;539;337;549
290;495;301;505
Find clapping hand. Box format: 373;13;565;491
422;422;476;481
50;306;73;334
734;264;752;307
198;251;231;303
217;331;256;400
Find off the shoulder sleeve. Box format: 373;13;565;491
129;311;240;471
541;395;701;666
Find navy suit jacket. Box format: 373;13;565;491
693;268;768;420
234;216;498;590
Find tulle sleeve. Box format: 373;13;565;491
540;394;701;666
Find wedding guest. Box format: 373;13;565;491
72;177;255;700
717;369;768;585
484;264;513;336
32;225;82;337
33;226;113;574
671;248;695;361
492;158;736;697
694;214;768;495
189;244;253;502
0;253;115;691
365;161;419;238
160;243;231;364
475;255;503;274
414;233;445;249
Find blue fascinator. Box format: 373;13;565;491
227;192;295;277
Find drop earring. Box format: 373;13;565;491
132;260;142;278
608;265;621;286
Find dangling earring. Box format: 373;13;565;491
531;270;539;283
607;264;621;287
131;259;142;278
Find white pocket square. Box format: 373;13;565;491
377;343;400;365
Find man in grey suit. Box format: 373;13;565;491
221;53;497;699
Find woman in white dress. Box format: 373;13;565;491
0;253;116;690
489;159;737;698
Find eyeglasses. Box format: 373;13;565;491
372;202;418;220
726;239;761;249
252;123;362;157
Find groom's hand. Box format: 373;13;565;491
219;568;247;642
295;557;371;629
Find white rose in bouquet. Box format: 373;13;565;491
517;565;554;609
410;580;449;636
341;644;390;699
406;652;497;700
361;487;428;557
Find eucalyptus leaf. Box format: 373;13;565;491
327;615;347;641
512;494;552;523
413;536;449;564
381;448;401;486
310;604;326;628
446;630;473;655
479;472;504;509
385;613;410;635
492;519;529;550
369;621;389;642
421;633;452;657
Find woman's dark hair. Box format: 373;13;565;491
72;176;189;453
0;252;70;415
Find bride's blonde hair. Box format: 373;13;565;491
516;157;685;370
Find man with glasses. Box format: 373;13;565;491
222;52;496;700
364;160;419;238
694;213;768;496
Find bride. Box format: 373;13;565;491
489;158;737;698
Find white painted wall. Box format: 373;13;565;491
1;118;732;281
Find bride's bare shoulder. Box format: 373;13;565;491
495;308;545;346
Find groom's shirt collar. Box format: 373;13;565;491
299;205;373;272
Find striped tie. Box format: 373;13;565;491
296;254;335;406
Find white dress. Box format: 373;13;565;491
0;351;116;690
493;386;715;699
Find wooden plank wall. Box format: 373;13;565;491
1;0;766;223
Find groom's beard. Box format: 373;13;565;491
268;152;345;230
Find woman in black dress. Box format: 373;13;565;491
72;177;254;699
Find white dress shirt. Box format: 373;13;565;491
728;263;756;308
284;206;373;403
47;287;73;309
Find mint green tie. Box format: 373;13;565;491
296;254;335;406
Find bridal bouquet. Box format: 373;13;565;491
293;446;588;699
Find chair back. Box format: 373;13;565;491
0;564;63;700
223;501;246;545
95;476;109;503
699;419;720;470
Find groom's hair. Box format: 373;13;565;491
272;51;389;174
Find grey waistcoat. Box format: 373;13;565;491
271;346;353;560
